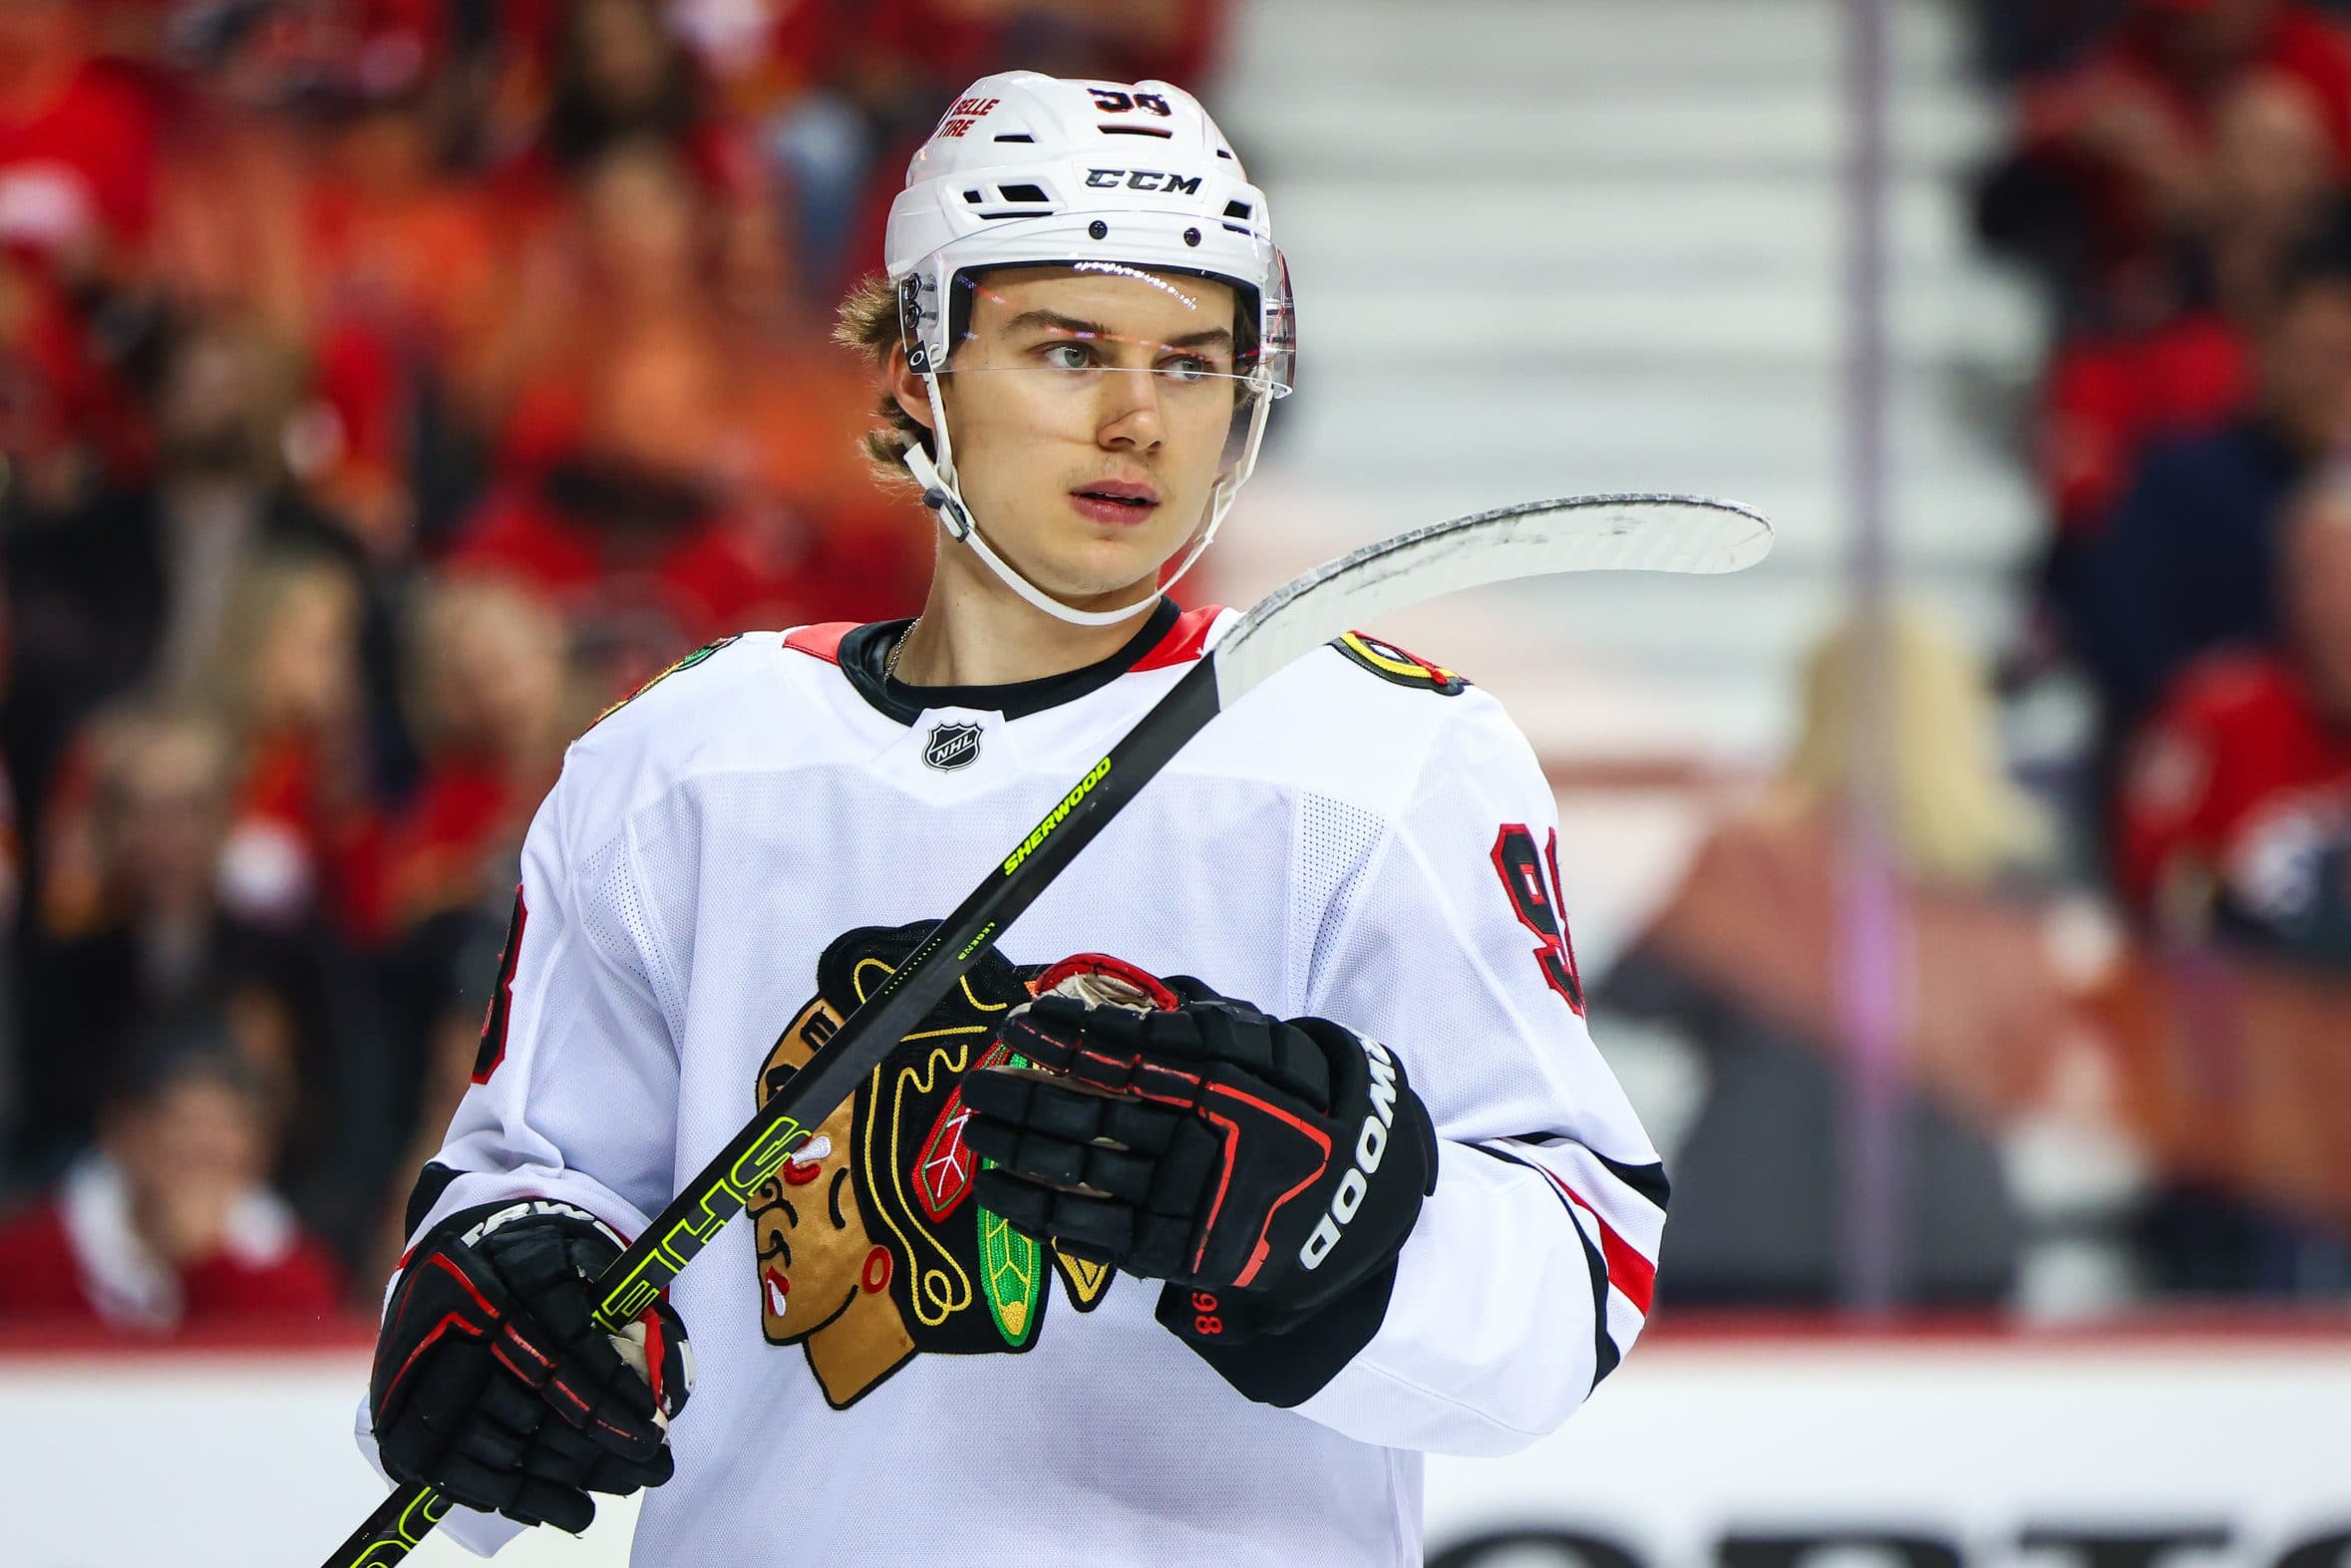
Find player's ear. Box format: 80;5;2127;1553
885;344;934;434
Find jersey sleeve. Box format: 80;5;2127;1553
1283;689;1666;1456
397;743;684;1249
354;737;687;1551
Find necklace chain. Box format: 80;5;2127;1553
884;617;919;682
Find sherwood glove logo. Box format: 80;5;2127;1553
1003;758;1112;874
460;1199;618;1250
1299;1036;1401;1269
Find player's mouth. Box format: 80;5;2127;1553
1068;479;1161;526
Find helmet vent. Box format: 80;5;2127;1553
1222;199;1252;219
992;133;1035;143
962;189;983;204
998;183;1050;204
1099;125;1174;139
1215;148;1235;159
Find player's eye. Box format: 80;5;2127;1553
1159;355;1217;385
1041;341;1095;371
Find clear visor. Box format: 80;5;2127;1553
909;263;1288;482
906;260;1294;392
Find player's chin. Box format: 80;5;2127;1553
1031;536;1182;604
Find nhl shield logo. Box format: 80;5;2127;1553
924;722;982;771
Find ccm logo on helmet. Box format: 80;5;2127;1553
1298;1036;1401;1270
1087;168;1202;194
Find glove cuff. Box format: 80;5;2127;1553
1155;1259;1404;1408
403;1197;626;1281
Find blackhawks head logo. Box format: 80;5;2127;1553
750;923;1116;1408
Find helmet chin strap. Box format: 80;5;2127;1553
903;443;1164;628
900;377;1173;629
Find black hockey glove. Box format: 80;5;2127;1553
370;1199;692;1533
961;984;1439;1375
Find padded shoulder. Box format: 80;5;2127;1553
550;631;784;852
588;633;748;731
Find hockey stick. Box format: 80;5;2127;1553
326;493;1770;1565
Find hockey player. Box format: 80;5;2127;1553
362;72;1667;1564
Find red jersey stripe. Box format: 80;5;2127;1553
783;623;858;665
1131;606;1225;672
1540;1169;1658;1316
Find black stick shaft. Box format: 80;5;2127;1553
325;659;1222;1566
328;1486;451;1566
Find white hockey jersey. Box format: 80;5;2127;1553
365;600;1667;1566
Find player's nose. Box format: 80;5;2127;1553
1096;372;1166;451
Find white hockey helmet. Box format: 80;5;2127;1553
883;70;1296;626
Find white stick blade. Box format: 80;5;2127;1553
1212;493;1772;706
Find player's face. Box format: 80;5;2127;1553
910;265;1243;607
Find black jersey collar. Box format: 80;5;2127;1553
839;598;1185;726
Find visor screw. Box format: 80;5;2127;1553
1183;227;1201;247
1088;219;1108;240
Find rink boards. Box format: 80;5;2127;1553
18;1325;2350;1566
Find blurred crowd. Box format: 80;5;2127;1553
1588;0;2351;1322
0;0;1222;1333
1969;0;2351;1298
4;0;2345;1341
1954;0;2338;869
1971;16;2351;1088
1607;0;2351;1317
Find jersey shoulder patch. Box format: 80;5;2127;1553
1329;631;1470;696
590;634;743;730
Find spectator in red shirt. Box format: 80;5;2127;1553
1996;0;2351;306
449;325;827;691
1;319;390;843
451;141;840;684
2037;73;2337;543
9;701;371;1216
345;572;571;946
350;576;573;1246
203;550;382;935
2109;471;2351;1294
2117;475;2351;962
0;1021;343;1331
2025;67;2346;676
492;0;759;224
0;2;167;503
0;0;164;288
2075;206;2351;738
0;252;144;515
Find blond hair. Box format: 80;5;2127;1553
1782;601;2050;886
196;549;361;726
401;574;572;753
833;271;930;488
